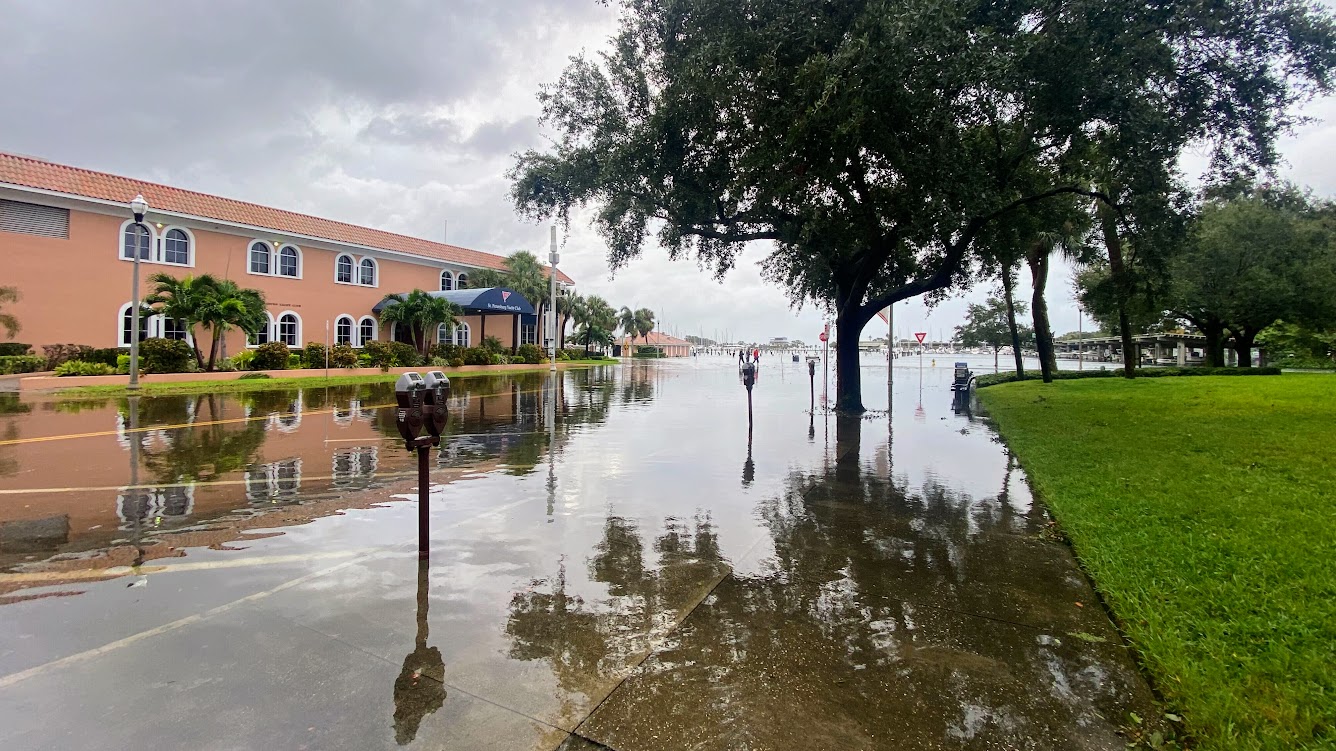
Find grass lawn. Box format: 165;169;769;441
55;360;614;397
979;375;1335;750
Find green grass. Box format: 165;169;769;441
979;376;1336;750
53;360;614;397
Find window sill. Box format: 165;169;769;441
334;279;377;288
246;270;303;280
119;256;195;268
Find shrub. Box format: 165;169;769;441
490;353;507;365
462;346;491;366
302;342;327;369
388;341;422;367
516;344;544;365
42;344;94;370
229;350;256;371
251;341;292;371
54;360;114;377
362;340;396;371
0;355;46;375
287;353;301;368
0;343;32;356
448;357;464;368
329;343;359;369
116;354;130;374
138;338;194;374
83;348;125;367
238;372;272;380
481;335;504;354
431;343;461;362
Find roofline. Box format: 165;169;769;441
0;158;577;284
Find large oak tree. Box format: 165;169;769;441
510;0;1336;411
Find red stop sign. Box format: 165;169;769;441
819;331;828;342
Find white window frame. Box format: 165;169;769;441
277;245;303;279
118;220;156;263
158;225;195;266
335;253;356;284
440;270;454;291
335;315;355;346
357;316;377;347
248;240;273;276
358;257;378;287
437;323;450;344
118;303;195;346
276;312;301;348
454;322;470;347
456;272;469;289
247;312;276;348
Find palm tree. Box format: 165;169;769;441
634;308;656;345
378;290;461;357
198;279;268;371
0;286;20;339
574;295;618;355
468;252;558;347
145;273;219;369
618;306;639;345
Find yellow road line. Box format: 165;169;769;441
0;496;534;689
0;550;371;583
0;386;552;447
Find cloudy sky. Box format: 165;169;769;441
4;0;1334;344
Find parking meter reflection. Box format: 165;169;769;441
422;371;451;441
395;372;427;449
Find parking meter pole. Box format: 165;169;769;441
415;436;432;560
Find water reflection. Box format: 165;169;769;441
0;368;638;584
393;554;445;745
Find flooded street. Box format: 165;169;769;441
0;357;1157;750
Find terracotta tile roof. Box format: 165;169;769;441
625;331;692;346
0;151;573;283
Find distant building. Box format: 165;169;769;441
619;331;692;357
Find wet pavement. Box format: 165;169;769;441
0;357;1159;750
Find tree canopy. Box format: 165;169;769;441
954;297;1034;370
378;290;461;357
511;0;1336;410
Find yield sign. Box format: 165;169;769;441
914;332;927;344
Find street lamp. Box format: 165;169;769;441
127;194;150;390
548;225;559;373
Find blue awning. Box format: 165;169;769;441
372;287;536;316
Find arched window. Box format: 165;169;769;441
335;315;354;346
161;317;189;341
277;312;300;347
358;317;377;347
456;272;469;289
249;241;272;274
118;303;151;347
437;323;449;343
162;229;190;265
278;245;300;277
248;312;274;346
440;270;454;291
454;322;470;347
121;223;152;260
359;258;377;286
336;254;354;283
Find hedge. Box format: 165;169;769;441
0;355;46;375
0;343;32;356
974;366;1283;389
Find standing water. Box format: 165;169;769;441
0;358;1155;750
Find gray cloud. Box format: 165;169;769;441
2;0;1332;344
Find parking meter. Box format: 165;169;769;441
806;357;818;378
395;372;427;449
741;362;756;391
422;370;451;442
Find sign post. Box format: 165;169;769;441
819;324;829;407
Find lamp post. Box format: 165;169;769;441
127;194;149;390
548;226;559;373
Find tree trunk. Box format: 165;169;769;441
1233;328;1256;368
1027;247;1057;383
207;330;222;372
1098;201;1137;379
1001;266;1025;378
834;313;866;413
191;325;206;371
993;346;1000;372
1199;319;1227;367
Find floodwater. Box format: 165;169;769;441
0;357;1158;750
